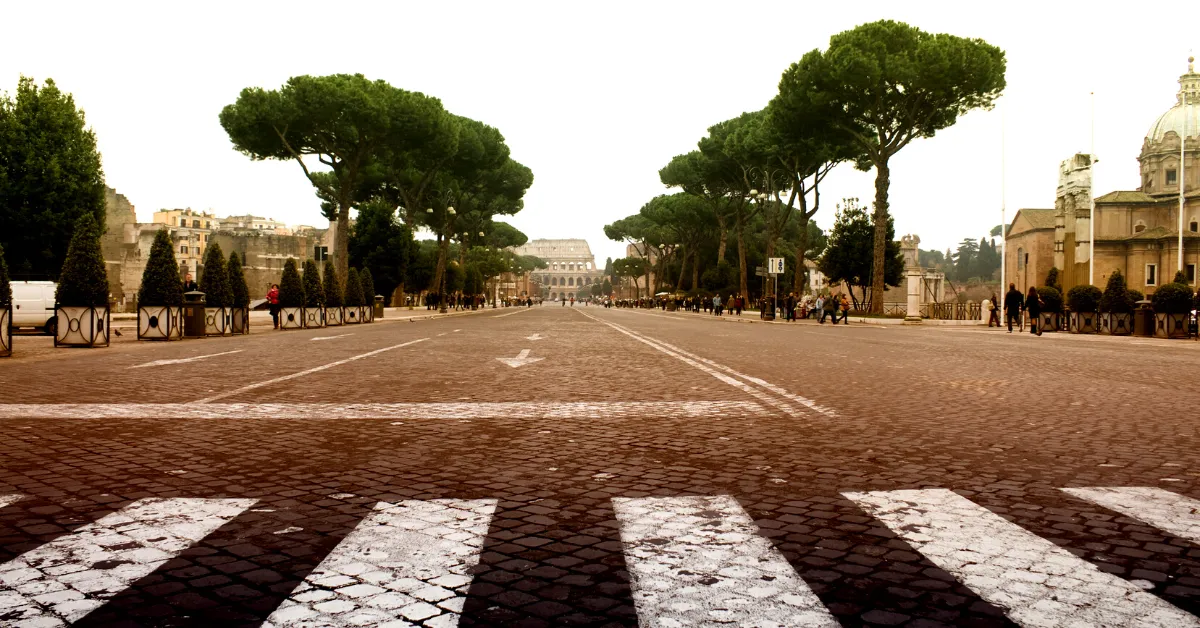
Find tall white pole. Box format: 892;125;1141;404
1089;91;1096;285
1000;102;1007;293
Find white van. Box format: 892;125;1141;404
12;281;57;334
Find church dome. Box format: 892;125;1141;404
1146;57;1200;143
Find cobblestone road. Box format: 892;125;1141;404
0;305;1197;627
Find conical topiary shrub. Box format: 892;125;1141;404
138;229;183;307
278;258;304;329
344;267;364;323
228;250;251;334
323;262;343;326
136;229;184;340
360;268;376;321
199;243;232;335
57;214;109;307
199;243;232;308
1098;270;1134;335
302;259;325;328
1173;270;1188;286
0;243;11;356
54;214;110;347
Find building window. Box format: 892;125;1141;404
179;218;186;227
1016;248;1025;270
1189;264;1197;284
194;247;200;255
1134;220;1146;234
1166;169;1177;185
180;245;188;254
192;220;200;228
1146;264;1157;286
1190;220;1198;232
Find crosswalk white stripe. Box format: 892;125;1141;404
612;495;840;628
264;498;497;628
0;497;256;625
1062;486;1200;544
0;494;21;509
0;401;762;420
844;489;1200;628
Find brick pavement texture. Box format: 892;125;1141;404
0;305;1196;626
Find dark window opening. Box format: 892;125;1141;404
1166;169;1178;185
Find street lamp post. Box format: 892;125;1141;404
428;206;456;314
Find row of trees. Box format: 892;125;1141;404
606;20;1005;311
277;258;371;309
220;73;534;303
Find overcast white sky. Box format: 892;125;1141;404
2;1;1194;265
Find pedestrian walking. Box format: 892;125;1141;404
785;293;796;322
713;294;722;316
988;292;1001;327
1004;283;1023;333
820;294;836;324
1026;286;1043;336
266;284;280;329
839;294;851;325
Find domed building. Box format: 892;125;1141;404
1006;58;1200;294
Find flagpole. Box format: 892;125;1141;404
1180;70;1188;275
1090;91;1096;286
1000;101;1007;294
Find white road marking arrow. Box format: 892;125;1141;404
311;333;353;341
496;348;544;368
526;333;544;341
128;350;242;369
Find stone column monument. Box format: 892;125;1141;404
901;235;923;324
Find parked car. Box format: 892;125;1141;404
12;281;57;335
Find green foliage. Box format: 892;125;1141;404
348;199;411;305
227;250;250;307
1037;286;1063;314
443;262;465;294
463;264;484;295
590;283;602;297
0;77;106;278
1172;270;1188;285
302;259;324;307
55;214;108;306
323;263;343;308
602;278;612;295
198;243;232;308
0;243;10;307
817;199;903;301
1066;284;1102;313
484;222;528;248
1098;270;1133;313
1045;267;1061;292
1127;288;1145;304
137;229;183;306
1152;282;1193;314
278;259;304;308
701;260;737;294
344;267;365;306
360;267;375;301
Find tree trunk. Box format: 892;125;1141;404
675;250;687;292
692;249;700;292
870;161;891;314
716;210;728;263
793;212;810;295
432;234;450;306
336;202;351;280
736;211;749;300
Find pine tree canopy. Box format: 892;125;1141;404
137;229;183;306
55;213;109;307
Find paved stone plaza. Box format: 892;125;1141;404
0;307;1197;627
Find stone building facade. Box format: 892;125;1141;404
513;238;605;300
1007;58;1200;294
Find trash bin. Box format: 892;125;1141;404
1133;300;1154;337
373;295;385;320
761;297;776;321
183;291;206;337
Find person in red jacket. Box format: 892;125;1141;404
267;284;280;329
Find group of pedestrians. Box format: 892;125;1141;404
998;283;1045;335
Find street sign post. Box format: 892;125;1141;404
768;258;785;275
766;258;784;320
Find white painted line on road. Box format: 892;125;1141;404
496;348;544;368
264;498;497;628
844;489;1200;628
612;495;839;628
0;497;256;625
525;333;544;341
311;333;353;341
1062;486;1200;544
0;401;764;420
194;338;428;403
127;350;243;369
493;308;532;318
0;494;21;509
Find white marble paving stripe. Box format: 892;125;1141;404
263;498;497;628
0;401;763;420
0;494;22;509
611;495;840;628
844;489;1200;628
0;497;256;625
1062;486;1200;544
